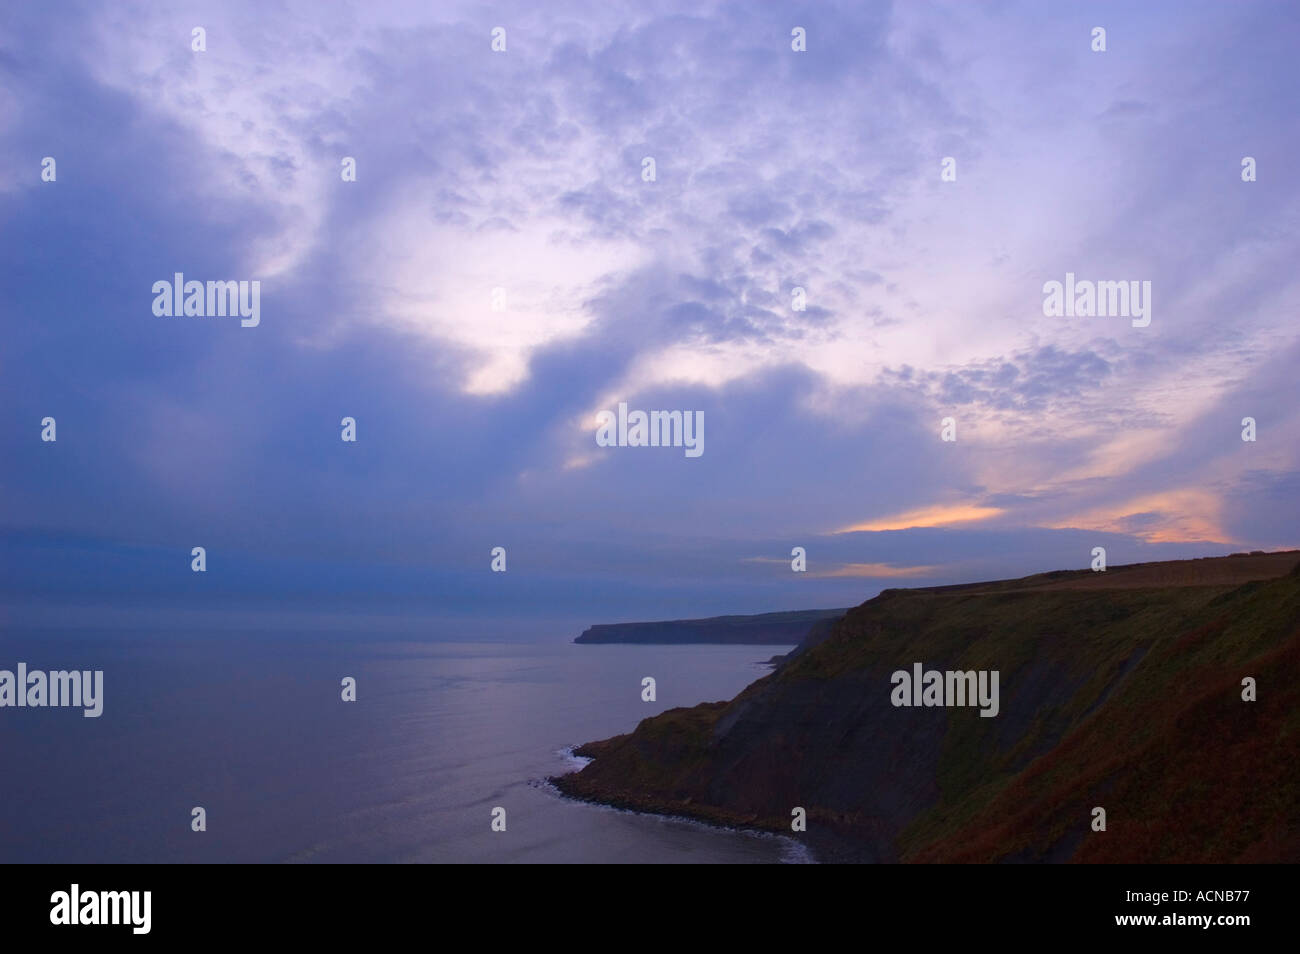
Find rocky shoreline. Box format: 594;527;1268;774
549;745;873;862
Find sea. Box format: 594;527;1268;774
0;631;810;863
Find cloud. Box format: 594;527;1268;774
2;0;1298;626
838;503;1005;534
1047;489;1227;545
810;562;940;579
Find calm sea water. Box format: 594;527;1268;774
0;632;807;863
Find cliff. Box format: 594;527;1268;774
554;551;1300;862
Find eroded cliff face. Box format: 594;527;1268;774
555;552;1300;862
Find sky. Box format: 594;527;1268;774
2;0;1299;635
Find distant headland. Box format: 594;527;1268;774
574;608;847;645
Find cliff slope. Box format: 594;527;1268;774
555;551;1300;862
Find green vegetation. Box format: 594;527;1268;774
554;552;1300;862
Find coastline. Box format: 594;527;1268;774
547;754;821;863
549;554;1300;864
